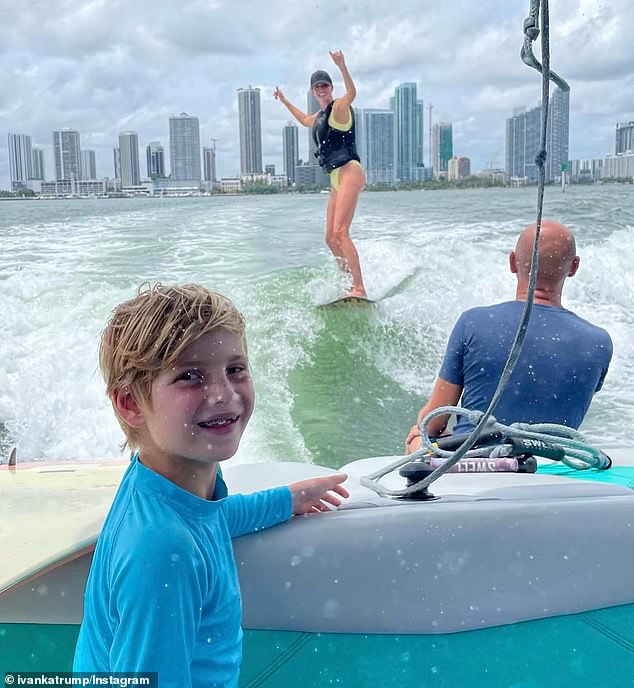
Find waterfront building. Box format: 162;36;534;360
294;163;319;186
447;156;471;181
306;90;330;186
307;90;320;164
113;148;121;180
265;164;275;175
237;87;263;174
615;122;634;154
31;147;45;180
202;144;216;182
432;123;453;177
393;83;424;182
283;123;299;184
361;109;395;186
40;179;107;197
81;150;97;180
53;129;81;182
603;152;634;179
118;131;140;188
146;141;165;178
8;133;32;191
505;88;569;184
169;113;201;182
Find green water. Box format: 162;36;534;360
1;186;633;464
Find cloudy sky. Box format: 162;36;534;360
1;0;633;189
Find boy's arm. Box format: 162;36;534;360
226;474;348;538
108;528;203;687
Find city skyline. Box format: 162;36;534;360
1;1;633;190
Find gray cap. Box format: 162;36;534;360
310;70;333;88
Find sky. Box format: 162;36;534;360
1;0;633;190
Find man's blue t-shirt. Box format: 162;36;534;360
73;456;292;688
439;300;612;434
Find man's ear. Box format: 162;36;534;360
111;388;146;429
568;255;580;277
509;250;518;274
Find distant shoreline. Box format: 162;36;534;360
1;178;632;201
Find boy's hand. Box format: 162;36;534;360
290;473;349;514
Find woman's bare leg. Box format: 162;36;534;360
324;162;367;297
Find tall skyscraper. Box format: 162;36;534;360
8;133;33;190
53;128;81;181
393;83;423;182
169;113;201;182
305;89;332;187
545;87;570;183
615;121;634;154
202;143;216;182
81;149;97;180
307;90;320;163
432;123;453;176
361;110;395;186
283;123;299;184
31;147;45;180
146;141;165;178
237;88;263;174
113;148;121;180
505;88;569;183
118;132;140;187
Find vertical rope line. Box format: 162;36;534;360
369;2;555;494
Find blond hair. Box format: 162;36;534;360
100;283;246;449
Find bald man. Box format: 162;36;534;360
406;220;612;452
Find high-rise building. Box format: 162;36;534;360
305;90;329;187
169;113;201;182
447;156;471;180
118;132;140;188
393;83;423;182
615;121;634;154
505;88;569;183
307;90;320;163
546;88;570;183
31;147;45;180
361;110;395;186
202;143;216;182
8;133;33;190
113;148;121;180
81;149;97;180
146;141;165;178
53;128;81;182
432;123;453;176
238;87;263;174
283;123;299;184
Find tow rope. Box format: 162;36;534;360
361;1;602;500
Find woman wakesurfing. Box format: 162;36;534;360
274;51;368;301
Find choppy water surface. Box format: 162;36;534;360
1;185;633;466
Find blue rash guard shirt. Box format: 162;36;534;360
73;456;292;688
438;300;612;434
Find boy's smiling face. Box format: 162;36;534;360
138;327;254;471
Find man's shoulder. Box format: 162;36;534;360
553;307;612;343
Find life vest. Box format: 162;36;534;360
312;101;360;172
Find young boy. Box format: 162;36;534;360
73;283;348;687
